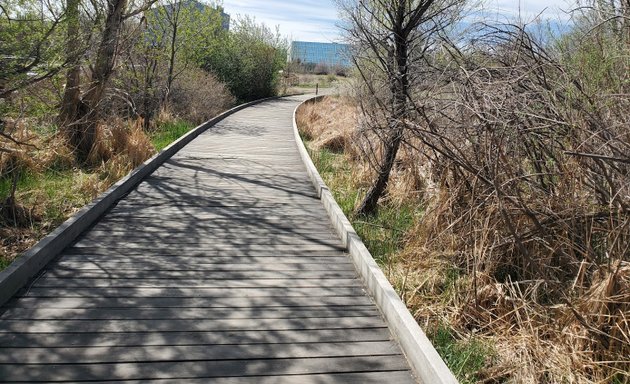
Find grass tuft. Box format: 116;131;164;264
429;326;492;384
150;121;195;152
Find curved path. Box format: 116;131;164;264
0;96;416;383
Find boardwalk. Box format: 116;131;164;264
0;96;416;383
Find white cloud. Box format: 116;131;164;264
221;0;578;42
222;0;342;42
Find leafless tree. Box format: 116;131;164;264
337;0;466;215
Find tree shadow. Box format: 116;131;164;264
0;96;415;383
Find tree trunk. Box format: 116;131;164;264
356;3;409;215
58;0;81;129
163;1;181;105
357;126;404;215
60;0;129;163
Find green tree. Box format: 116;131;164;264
117;0;224;129
147;0;224;103
204;16;287;101
0;0;67;98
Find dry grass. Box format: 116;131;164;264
296;96;357;153
298;95;630;384
88;118;155;185
297;96;425;207
0;115;157;269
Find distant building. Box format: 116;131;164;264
288;41;351;68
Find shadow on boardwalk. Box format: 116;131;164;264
0;96;415;383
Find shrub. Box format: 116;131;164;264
167;68;234;125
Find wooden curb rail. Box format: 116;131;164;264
292;95;459;384
0;97;277;307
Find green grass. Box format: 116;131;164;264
429;326;492;384
0;257;11;271
150;121;195;151
306;144;418;264
1;168;97;271
1;169;94;224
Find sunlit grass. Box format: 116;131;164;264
150;121;195;152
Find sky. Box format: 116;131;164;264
221;0;576;43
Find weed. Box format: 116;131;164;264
428;325;492;384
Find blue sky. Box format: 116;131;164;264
221;0;575;43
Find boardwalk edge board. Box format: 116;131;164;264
292;95;459;384
0;97;278;307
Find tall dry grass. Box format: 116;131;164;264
298;96;427;208
87;117;155;185
296;96;357;153
395;25;629;382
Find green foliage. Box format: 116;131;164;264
1;169;93;224
554;4;630;96
0;256;10;271
0;0;66;95
146;0;225;66
203;16;287;101
428;325;492;384
150;120;194;151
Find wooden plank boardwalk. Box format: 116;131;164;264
0;96;416;383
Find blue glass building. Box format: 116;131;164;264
288;41;352;68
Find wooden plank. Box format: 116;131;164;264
1;306;378;321
61;244;344;252
82;371;415;384
57;249;346;258
17;286;366;298
0;328;392;348
0;356;410;382
101;214;333;222
85;227;338;237
68;242;346;251
31;277;362;289
84;227;337;236
0;316;385;333
71;237;345;248
42;269;357;279
51;261;354;271
0;341;401;364
4;295;374;309
101;209;332;218
54;255;350;264
112;200;325;209
131;185;316;194
99;217;333;225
